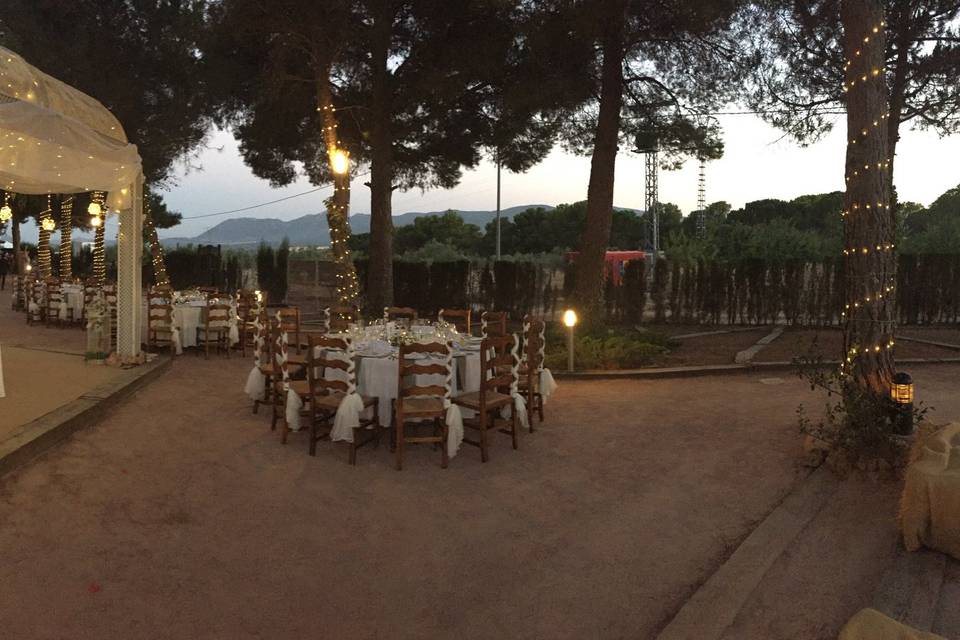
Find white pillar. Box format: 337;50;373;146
116;174;143;358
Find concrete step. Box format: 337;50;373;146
872;546;947;632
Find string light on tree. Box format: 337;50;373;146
90;191;107;287
145;196;170;288
59;196;73;279
0;192;12;223
37;194;55;278
838;5;896;386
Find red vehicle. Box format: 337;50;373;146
565;250;647;286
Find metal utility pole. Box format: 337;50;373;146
644;142;659;258
495;155;501;260
697;157;707;239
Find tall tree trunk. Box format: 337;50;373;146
885;3;912;195
317;69;360;307
366;5;395;312
573;0;626;319
59;196;73;279
841;0;896;395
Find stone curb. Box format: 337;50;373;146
655;465;839;640
0;356;171;478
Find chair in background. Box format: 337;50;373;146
251;311;274;415
480;310;508;337
196;302;232;358
44;278;63;327
25;278;44;325
325;305;360;333
275;306;301;355
394;341;453;470
384;306;418;326
103;283;118;349
147;299;176;354
454;335;518;462
197;286;219;299
11;275;23;311
520;316;546;428
438;308;471;334
302;335;380;463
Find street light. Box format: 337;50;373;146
563;309;578;372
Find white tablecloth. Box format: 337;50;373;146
173;303;205;349
59;284;84;321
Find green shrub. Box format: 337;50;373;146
544;325;671;370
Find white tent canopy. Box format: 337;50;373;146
0;46;144;358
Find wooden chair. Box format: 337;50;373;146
44;278;63;327
480;310;508;337
384;306;418;326
453;335;518;462
196;302;232;358
325;305;360;333
197;286;219;298
298;335;380;463
251;311;274;415
394;341;453;470
147;298;176;354
25;278;44;325
438;308;471;334
519;316;546;428
275;306;301;355
103;283;118;348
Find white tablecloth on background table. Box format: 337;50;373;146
173;303;205;349
59;284;84;321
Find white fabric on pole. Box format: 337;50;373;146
540;368;558;403
244;366;265;402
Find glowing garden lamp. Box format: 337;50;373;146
329;148;350;176
563;309;578;372
891;372;914;435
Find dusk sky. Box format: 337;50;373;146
159;113;960;239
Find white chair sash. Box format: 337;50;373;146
508;333;529;430
243;309;265;401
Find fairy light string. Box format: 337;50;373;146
144;197;170;288
318;93;360;307
37;194;54;278
59;196;73;279
91;191;107;287
839;12;896;376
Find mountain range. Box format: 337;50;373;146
158;204;553;247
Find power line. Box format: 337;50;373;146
180;171;371;220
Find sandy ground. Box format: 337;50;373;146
657;328;770;366
755;327;960;363
0;295;122;436
0;351;822;639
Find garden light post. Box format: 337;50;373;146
891;372;914;436
563;309;577;372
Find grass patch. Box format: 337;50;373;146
544;325;675;370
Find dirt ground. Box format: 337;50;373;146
3;294;960;639
656;327;771;366
754;327;960;363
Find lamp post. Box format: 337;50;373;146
563;309;577;372
891;372;914;436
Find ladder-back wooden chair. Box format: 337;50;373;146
275;306;301;355
196;302;232;358
301;335;380;463
438;308;471;334
453;335;518;462
520;316;546;428
147;294;176;354
236;290;260;357
325;305;360;333
394;341;453;470
44;278;63;327
480;310;508;337
103;283;118;348
250;311;273;414
26;278;44;325
384;306;418;326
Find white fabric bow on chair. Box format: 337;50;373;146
243;308;265;401
329;337;366;443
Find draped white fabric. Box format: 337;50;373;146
0;47;141;209
244;365;265;402
540;368;558;403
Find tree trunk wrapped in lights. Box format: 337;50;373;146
59;196;73;279
90;191;107;287
840;0;896;395
145;200;170;288
317;73;360;307
37;195;54;278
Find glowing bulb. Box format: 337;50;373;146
0;204;11;222
41;217;55;232
88;202;102;217
329;148;349;175
563;309;578;328
90;214;103;227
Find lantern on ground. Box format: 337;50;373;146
563;309;578;372
891;371;914;435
